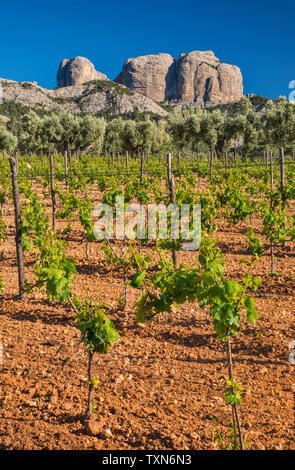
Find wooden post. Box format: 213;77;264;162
49;154;56;231
117;152;120;173
64;151;68;187
15;151;19;173
226;335;245;450
197;153;201;188
270;151;274;189
269;151;274;273
279;146;287;247
166;154;178;268
177;151;181;174
87;349;94;418
126;151;129;176
68;150;72;170
122;239;127;307
209;152;213;181
279;147;285;207
167;153;173;182
137;152;145;254
9;158;25;296
140;152;144;182
234;143;237;164
146;153;150;177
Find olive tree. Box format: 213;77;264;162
0;124;17;153
104;118;125;153
76;115;106;155
18;110;44;153
265;98;295;150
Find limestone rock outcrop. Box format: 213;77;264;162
114;53;176;102
115;50;243;105
57;56;108;88
0;78;168;117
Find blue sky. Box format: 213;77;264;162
1;0;294;99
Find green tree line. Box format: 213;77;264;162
1;96;295;159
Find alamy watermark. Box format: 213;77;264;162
92;197;201;251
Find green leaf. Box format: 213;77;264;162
130;270;147;288
244;296;259;323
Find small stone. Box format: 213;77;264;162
273;444;283;450
115;374;124;385
28;400;38;407
78;375;87;382
213;396;223;402
85;419;103;437
105;428;112;438
49;391;58;404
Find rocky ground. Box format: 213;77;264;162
0;182;294;450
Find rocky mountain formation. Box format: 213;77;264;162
0;51;244;120
57;56;108;87
114;50;243;104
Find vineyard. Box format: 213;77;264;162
0;144;294;451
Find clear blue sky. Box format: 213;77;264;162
1;0;294;99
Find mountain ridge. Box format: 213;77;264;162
0;78;168;117
0;51;244;118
